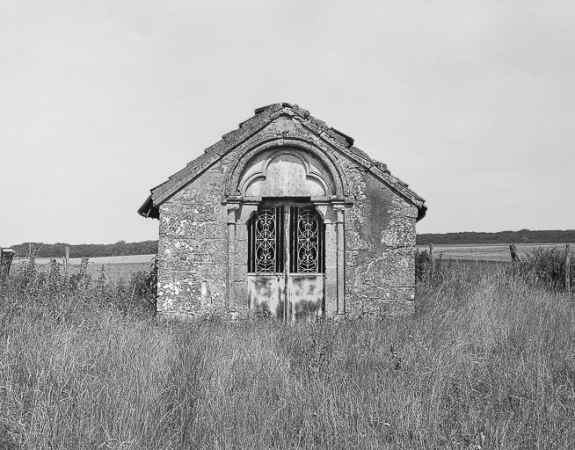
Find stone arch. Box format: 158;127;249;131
225;138;348;198
237;149;332;197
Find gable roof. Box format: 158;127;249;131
138;103;427;220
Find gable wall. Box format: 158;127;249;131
155;116;418;318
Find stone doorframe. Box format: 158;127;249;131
224;198;346;317
222;140;351;318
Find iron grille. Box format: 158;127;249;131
248;206;284;273
248;204;324;274
290;207;324;273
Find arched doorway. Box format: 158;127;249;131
225;145;347;320
247;199;325;320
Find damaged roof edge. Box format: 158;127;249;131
137;195;159;219
330;127;354;147
254;102;291;115
417;203;427;222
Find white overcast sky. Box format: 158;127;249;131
1;0;574;245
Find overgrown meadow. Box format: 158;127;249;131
0;257;574;449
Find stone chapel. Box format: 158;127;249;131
138;103;426;320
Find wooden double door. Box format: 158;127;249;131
247;200;325;320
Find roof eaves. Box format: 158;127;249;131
137;195;159;219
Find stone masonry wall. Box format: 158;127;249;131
333;157;418;318
155;115;419;318
156;163;229;318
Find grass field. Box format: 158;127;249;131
10;243;573;283
1;259;574;449
417;243;574;262
10;254;156;284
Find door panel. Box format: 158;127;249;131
288;274;324;320
247;274;285;319
247;202;324;320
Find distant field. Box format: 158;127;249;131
12;254;156;265
416;243;573;262
11;254;156;283
8;245;574;282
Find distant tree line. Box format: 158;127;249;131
5;229;574;258
5;240;159;258
417;230;575;245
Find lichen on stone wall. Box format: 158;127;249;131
156;162;230;316
343;166;417;318
153;115;422;320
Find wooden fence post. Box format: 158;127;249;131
80;257;89;278
509;244;519;262
1;248;16;282
566;243;571;293
429;243;434;278
63;246;70;278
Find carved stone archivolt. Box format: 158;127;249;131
237;148;335;198
224;140;348;200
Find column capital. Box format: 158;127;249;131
227;204;240;224
333;204;345;223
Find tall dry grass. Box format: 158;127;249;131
1;266;574;449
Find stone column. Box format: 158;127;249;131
323;221;337;317
236;203;259;317
314;203;337;317
334;205;345;314
226;204;239;310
